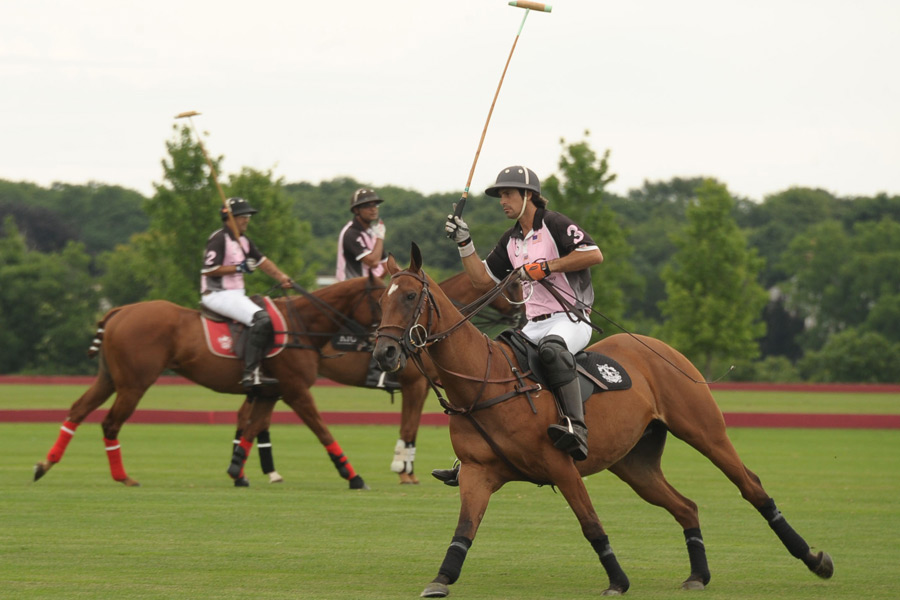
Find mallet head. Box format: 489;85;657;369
508;1;552;12
175;110;201;119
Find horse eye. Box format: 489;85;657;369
406;292;417;301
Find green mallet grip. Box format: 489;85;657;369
508;1;552;12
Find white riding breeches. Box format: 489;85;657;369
200;290;260;326
521;312;592;354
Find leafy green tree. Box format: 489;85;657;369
798;328;900;383
657;179;767;377
0;217;99;374
742;187;838;287
781;218;900;351
541;133;640;339
615;177;707;324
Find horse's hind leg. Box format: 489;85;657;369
34;366;116;481
99;385;147;486
608;422;710;590
668;405;834;579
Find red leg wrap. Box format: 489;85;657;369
238;437;253;477
325;441;358;479
104;437;128;481
47;420;79;463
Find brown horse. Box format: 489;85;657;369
33;276;386;489
233;270;524;484
372;246;834;597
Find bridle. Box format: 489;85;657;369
375;269;541;416
375;268;546;485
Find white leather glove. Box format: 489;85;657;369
444;214;471;245
370;220;386;240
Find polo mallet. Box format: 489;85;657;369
174;110;243;244
448;0;552;234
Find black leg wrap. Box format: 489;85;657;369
227;445;247;479
257;429;275;474
590;536;630;593
684;527;711;585
437;536;472;585
328;451;351;480
757;498;810;559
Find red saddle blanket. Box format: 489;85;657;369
201;297;287;359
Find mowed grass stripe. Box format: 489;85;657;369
3;383;900;414
3;423;899;600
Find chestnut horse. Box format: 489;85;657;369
33;276;386;489
373;246;834;597
234;270;524;484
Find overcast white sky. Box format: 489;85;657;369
2;1;898;203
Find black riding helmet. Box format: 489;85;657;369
484;166;541;198
349;188;384;211
221;197;258;221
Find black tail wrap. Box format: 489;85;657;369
684;527;711;585
758;498;810;559
437;536;472;585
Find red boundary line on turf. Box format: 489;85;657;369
2;375;899;393
2;409;899;429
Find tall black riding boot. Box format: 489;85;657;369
242;311;279;389
539;335;588;461
547;378;588;461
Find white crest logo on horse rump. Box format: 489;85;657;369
596;363;623;384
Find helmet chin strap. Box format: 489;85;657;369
516;191;529;221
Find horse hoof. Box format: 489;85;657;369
119;477;141;487
420;582;449;598
600;589;623;596
349;475;370;490
267;471;284;484
811;551;834;579
33;461;51;482
399;473;420;485
681;579;705;591
234;476;250;487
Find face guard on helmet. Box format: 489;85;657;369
484;166;541;199
349;188;384;211
221;197;259;221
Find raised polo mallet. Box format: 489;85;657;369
174;110;243;244
448;0;552;232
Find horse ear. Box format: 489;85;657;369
386;254;400;275
410;242;423;273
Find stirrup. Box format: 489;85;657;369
241;368;278;389
547;418;588;461
431;460;460;487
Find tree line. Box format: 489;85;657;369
2;127;899;381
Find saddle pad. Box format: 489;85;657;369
576;352;632;392
201;297;287;359
496;329;632;394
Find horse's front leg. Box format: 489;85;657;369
421;464;499;598
392;376;428;484
555;467;630;596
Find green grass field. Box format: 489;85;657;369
3;420;900;598
3;385;900;599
